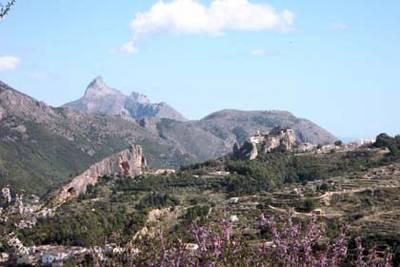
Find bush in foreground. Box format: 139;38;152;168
95;215;393;266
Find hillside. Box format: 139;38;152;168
154;110;337;161
5;135;400;265
199;109;336;145
0;81;194;195
0;80;337;196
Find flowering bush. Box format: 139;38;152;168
99;215;393;266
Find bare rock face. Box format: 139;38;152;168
54;144;146;204
233;127;297;160
262;128;296;153
233;141;258;160
0;105;5;121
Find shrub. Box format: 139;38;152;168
335;140;343;146
297;198;317;212
109;215;393;267
135;192;180;210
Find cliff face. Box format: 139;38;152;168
261;128;297;153
55;145;146;204
233;127;297;160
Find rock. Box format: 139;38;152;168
233;141;258;160
1;187;12;203
54;144;147;204
262;127;296;153
147;208;171;223
233;127;297;160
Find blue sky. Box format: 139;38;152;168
0;0;399;138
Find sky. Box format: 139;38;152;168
0;0;399;139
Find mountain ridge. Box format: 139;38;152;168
63;76;187;122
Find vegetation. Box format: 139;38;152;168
374;133;400;158
0;119;95;195
0;0;15;19
3;134;400;266
19;200;146;247
297;198;317;212
187;149;384;196
90;215;393;266
135;192;180;210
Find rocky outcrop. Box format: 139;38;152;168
233;127;297;160
262;128;296;153
54;145;146;204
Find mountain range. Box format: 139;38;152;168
0;78;337;195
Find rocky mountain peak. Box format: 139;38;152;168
90;76;106;87
64;77;187;121
83;76;122;98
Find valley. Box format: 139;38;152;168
1;130;400;265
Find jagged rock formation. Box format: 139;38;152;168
63;76;187;121
55;145;146;204
233;127;297;160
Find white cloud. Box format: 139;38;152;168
0;56;20;71
123;0;295;53
333;23;349;31
251;49;266;56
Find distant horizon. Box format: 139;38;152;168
1;1;399;138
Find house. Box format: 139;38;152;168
296;143;316;153
228;197;240;204
42;254;55;265
154;169;176;175
0;253;9;264
185;243;199;251
230;215;239;222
